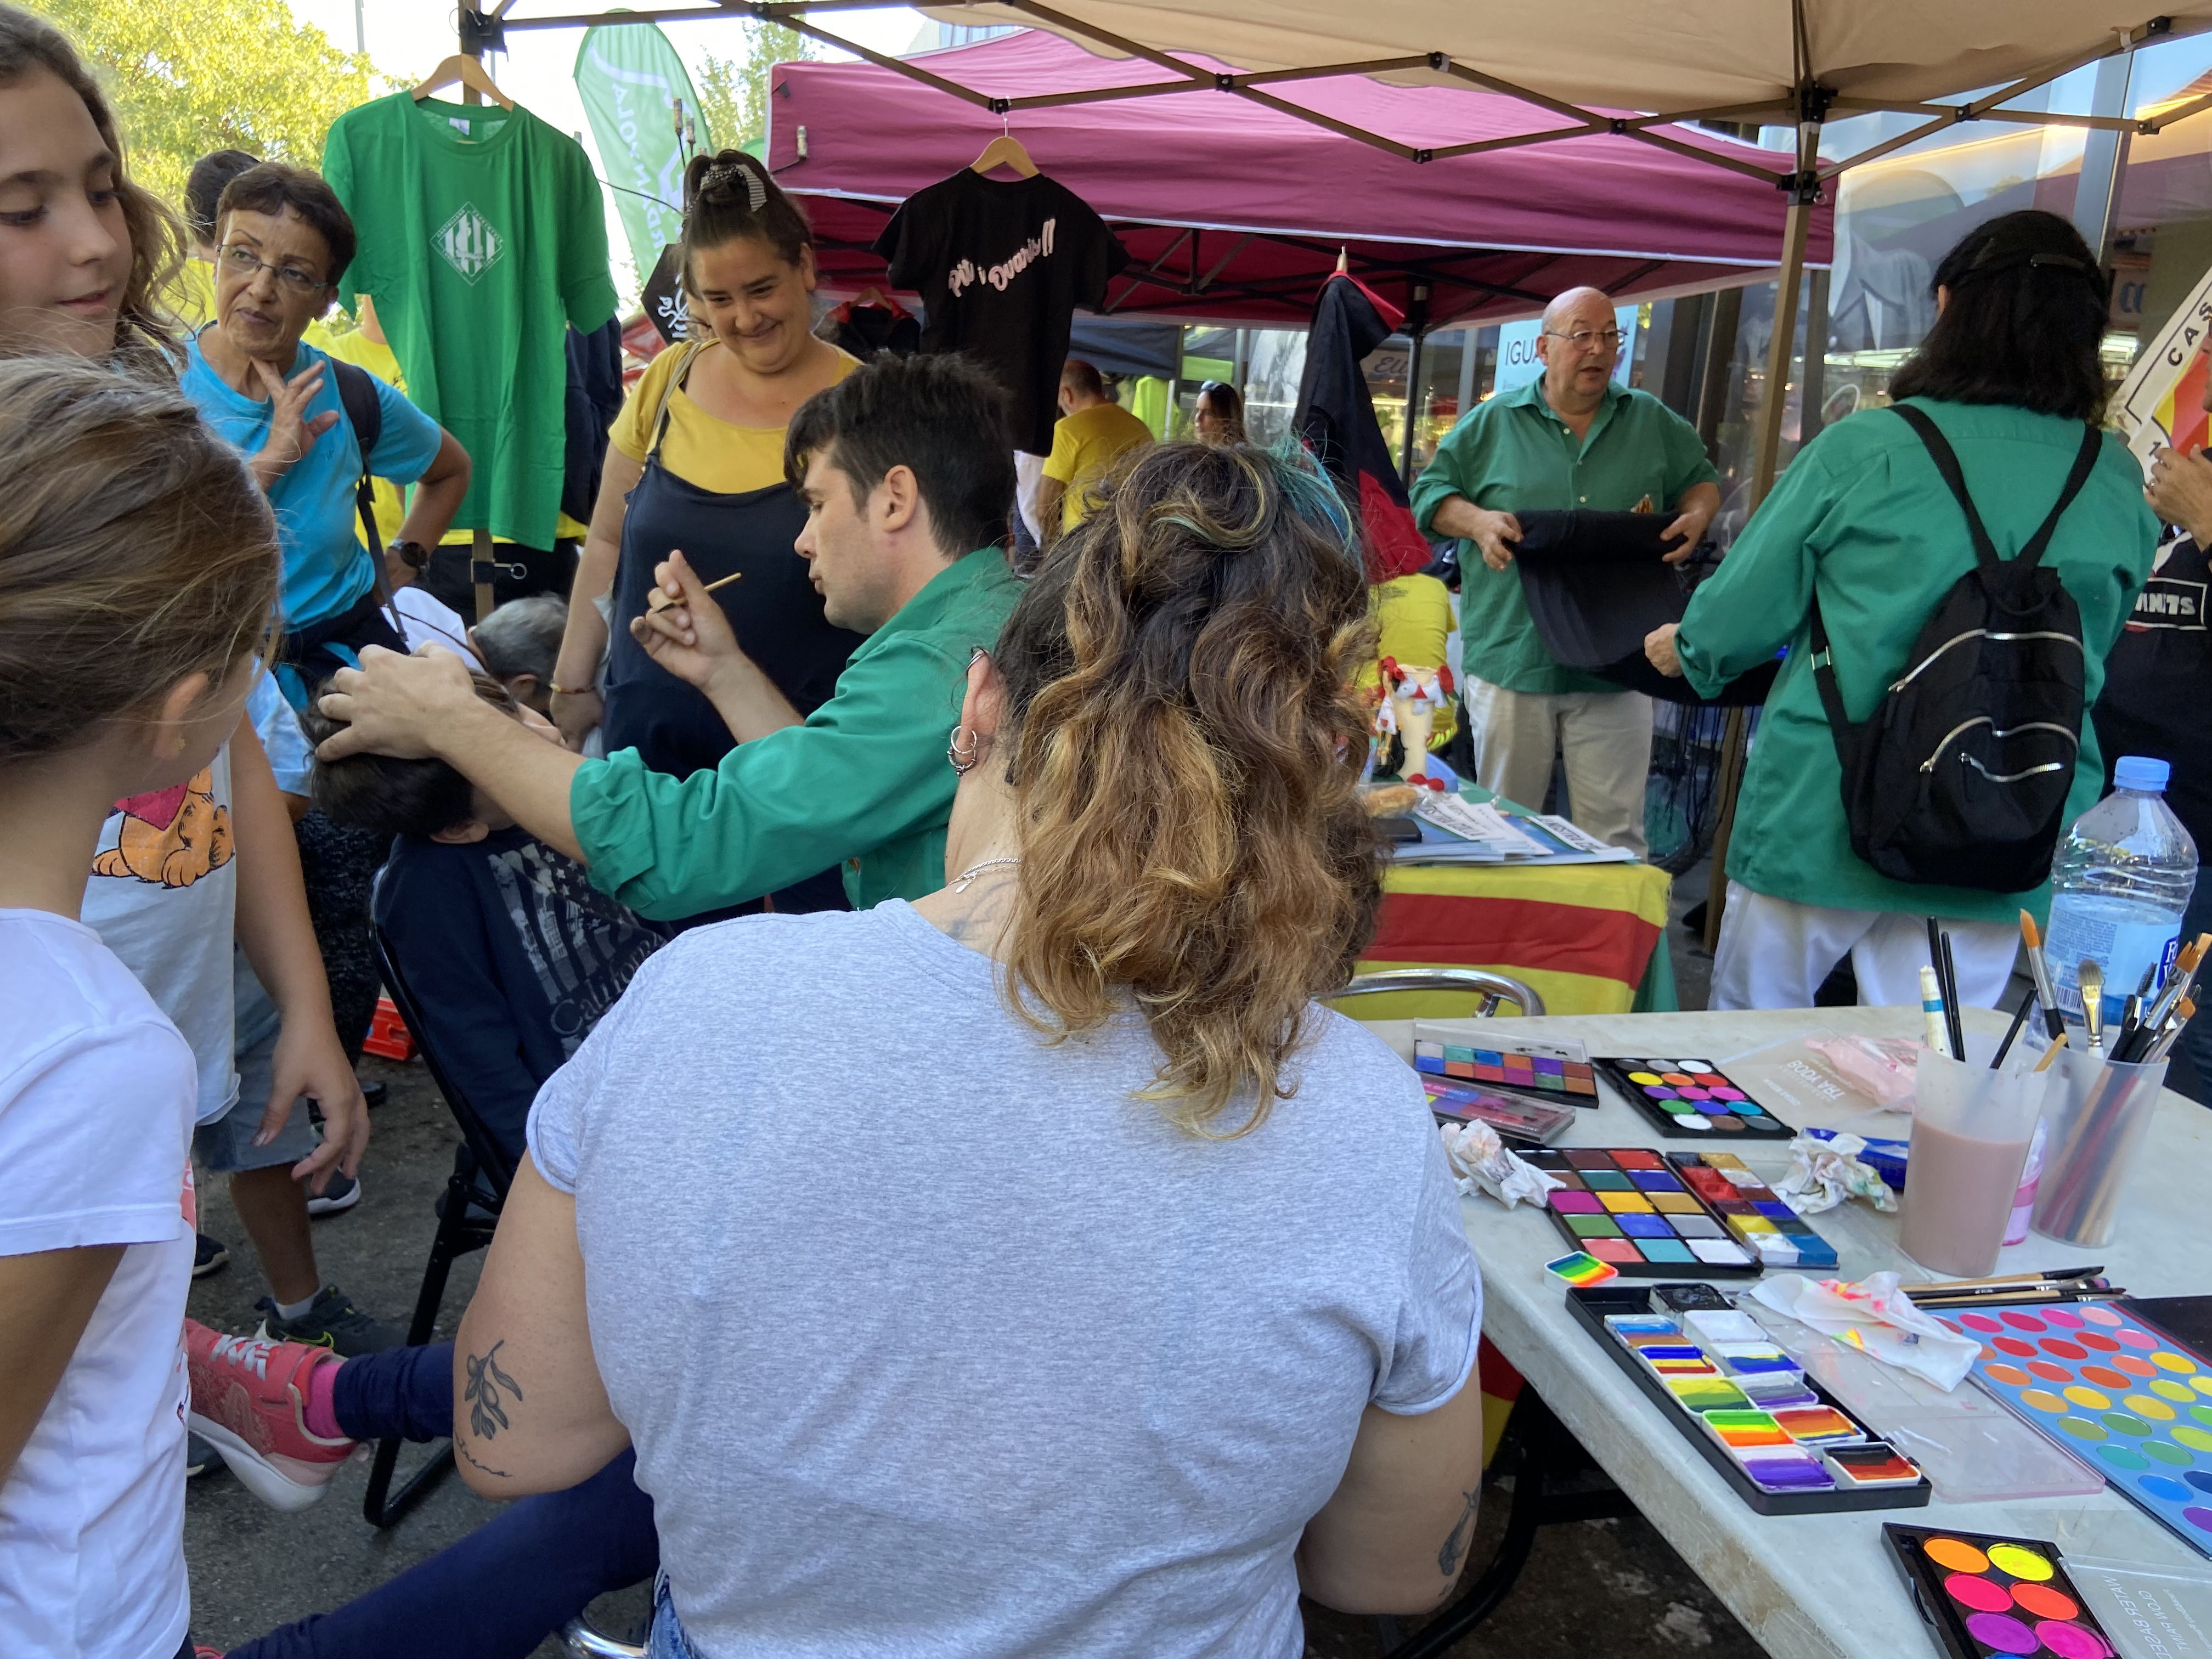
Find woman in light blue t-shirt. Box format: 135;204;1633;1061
457;442;1487;1659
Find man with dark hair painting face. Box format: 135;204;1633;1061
315;353;1023;923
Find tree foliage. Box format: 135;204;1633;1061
21;0;380;210
692;19;817;156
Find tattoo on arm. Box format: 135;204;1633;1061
1438;1489;1480;1577
463;1339;523;1441
455;1437;510;1480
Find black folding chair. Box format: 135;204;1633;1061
361;928;521;1529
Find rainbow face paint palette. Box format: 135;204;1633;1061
1883;1526;2120;1659
1413;1026;1599;1100
1568;1284;1932;1514
1594;1056;1793;1138
1544;1251;1619;1287
1421;1077;1579;1145
1950;1301;2212;1558
1668;1152;1839;1269
1521;1147;1761;1277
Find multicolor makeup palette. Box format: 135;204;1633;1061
1669;1152;1839;1269
1568;1284;1932;1513
1414;1026;1598;1099
1884;1526;2120;1659
1522;1147;1760;1277
1594;1056;1793;1138
1950;1301;2212;1558
1421;1077;1579;1144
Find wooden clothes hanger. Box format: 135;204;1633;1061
412;53;514;109
970;113;1038;178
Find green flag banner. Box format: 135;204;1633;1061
574;20;709;289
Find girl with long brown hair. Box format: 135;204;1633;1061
459;441;1487;1658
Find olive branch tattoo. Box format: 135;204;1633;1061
463;1340;523;1441
1439;1489;1480;1577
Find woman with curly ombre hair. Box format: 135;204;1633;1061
460;440;1487;1659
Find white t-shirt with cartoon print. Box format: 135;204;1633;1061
0;910;197;1659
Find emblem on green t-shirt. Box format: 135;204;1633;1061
435;203;506;284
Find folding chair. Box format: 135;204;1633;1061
1329;967;1547;1018
361;929;520;1529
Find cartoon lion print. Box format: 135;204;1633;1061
92;768;233;888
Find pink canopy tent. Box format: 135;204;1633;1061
764;29;1833;330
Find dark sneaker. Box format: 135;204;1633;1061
254;1285;402;1357
185;1431;217;1479
361;1080;388;1109
193;1233;229;1279
306;1172;361;1217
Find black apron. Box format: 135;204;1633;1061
2093;534;2212;853
601;346;862;917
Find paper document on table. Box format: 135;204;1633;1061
1525;815;1639;864
1413;794;1551;857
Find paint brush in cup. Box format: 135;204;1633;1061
2077;960;2105;1052
1920;965;1952;1057
2018;911;2066;1041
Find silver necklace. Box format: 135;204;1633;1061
950;855;1022;893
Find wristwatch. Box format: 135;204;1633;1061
388;539;432;572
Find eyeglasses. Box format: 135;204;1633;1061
1543;328;1624;352
218;242;328;296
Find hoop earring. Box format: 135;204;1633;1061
947;724;979;776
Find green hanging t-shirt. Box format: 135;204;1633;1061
324;94;619;548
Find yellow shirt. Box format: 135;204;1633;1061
1362;573;1459;746
1042;400;1153;531
608;340;861;496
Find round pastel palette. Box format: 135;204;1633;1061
1951;1303;2212;1552
1595;1057;1794;1139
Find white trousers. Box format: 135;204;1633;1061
1463;677;1653;857
1709;880;2022;1011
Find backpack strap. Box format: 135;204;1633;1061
328;357;407;647
1806;592;1859;764
1893;404;2104;575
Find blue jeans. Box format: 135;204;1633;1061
224;1344;658;1659
646;1576;701;1659
2163;872;2212;1107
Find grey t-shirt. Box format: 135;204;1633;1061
529;900;1481;1658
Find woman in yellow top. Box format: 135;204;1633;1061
552;151;861;913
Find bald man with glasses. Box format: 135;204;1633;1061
1411;286;1719;856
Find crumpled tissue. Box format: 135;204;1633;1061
1775;1130;1898;1214
1747;1270;1981;1391
1438;1121;1561;1209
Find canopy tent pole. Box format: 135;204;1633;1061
2074;37;2140;259
1703;58;1823;953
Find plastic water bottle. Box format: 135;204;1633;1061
2045;756;2199;1027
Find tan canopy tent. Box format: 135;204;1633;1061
488;0;2193;959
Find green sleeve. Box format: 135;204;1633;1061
1675;439;1852;697
558;137;619;334
321;120;369;295
569;633;963;921
1410;411;1483;535
1659;406;1722;502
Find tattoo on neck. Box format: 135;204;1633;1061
1439;1489;1480;1577
463;1340;523;1441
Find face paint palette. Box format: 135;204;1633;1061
1594;1056;1795;1138
1568;1283;1932;1514
1414;1025;1598;1099
1950;1301;2212;1558
1520;1147;1762;1277
1422;1076;1579;1145
1668;1152;1840;1269
1884;1526;2120;1659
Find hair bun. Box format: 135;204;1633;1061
697;153;768;214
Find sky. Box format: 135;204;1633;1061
283;2;932;295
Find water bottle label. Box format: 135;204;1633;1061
2045;909;2183;1020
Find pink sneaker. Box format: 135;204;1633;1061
185;1319;355;1511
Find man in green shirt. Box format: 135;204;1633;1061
312;356;1022;920
1410;287;1719;855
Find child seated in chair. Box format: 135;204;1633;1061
300;677;667;1165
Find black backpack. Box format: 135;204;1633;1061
1808;405;2103;893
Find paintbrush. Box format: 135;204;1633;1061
1910;1288;2126;1311
2079;959;2106;1052
2143;933;2208;1034
1990;984;2035;1069
1904;1275;2112;1304
1896;1265;2103;1296
645;569;743;613
2019;911;2066;1040
1939;930;1966;1060
2032;1028;2070;1072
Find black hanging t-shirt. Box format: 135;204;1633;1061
875;171;1129;455
2092;533;2212;853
